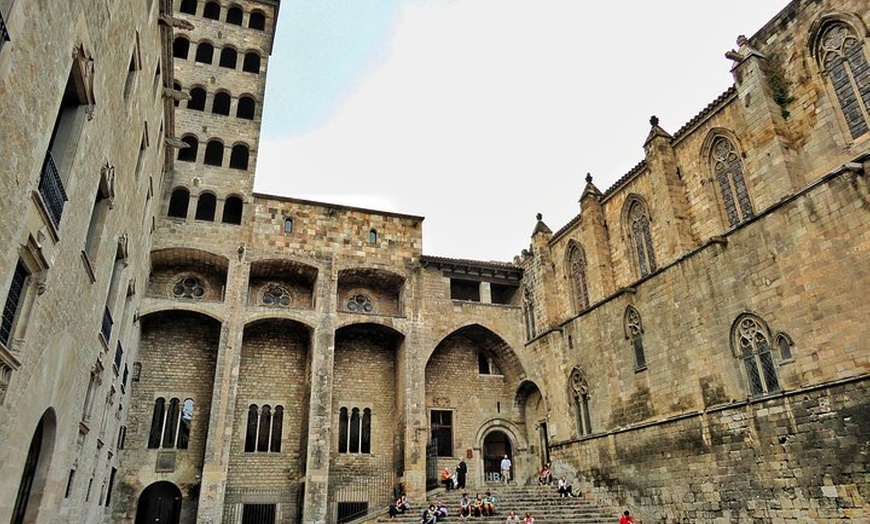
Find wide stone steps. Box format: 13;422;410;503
379;485;615;524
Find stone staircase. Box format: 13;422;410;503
378;484;615;524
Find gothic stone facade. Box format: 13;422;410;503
0;0;867;523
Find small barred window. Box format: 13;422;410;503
172;276;205;300
346;294;373;313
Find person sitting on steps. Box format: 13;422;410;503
482;491;497;516
538;463;552;485
557;476;574;497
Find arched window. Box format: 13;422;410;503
195;193;216;221
229;144;249;170
244;404;283;452
626;198;656;278
237;96;255;119
242;52;260;73
283;217;293;233
346;294;373;313
219;47;237;69
732;314;781;397
249;10;266;30
179;0;197;15
212;91;231;116
226;6;243;25
570;369;592;436
338;406;372;454
148;397;193;449
177;136;198;162
202;1;220;20
222;196;243;224
566;242;590;312
172;37;190;59
775;332;794;361
816;22;870;139
167;188;190;218
195;42;214;64
204;140;224;166
368;229;377;243
624;306;646;370
187;87;206;111
711;136;753;227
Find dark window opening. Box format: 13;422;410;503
222;196;243;224
177;136;198;162
249;11;266;30
226;6;243;25
430;410;453;457
229;144;249;170
490;283;518;305
172;38;189;59
202;1;220;20
179;0;197;15
338;406;371;454
237;96;255;119
478;353;490;374
148;397;193;449
204;140;224;166
195;42;214;64
187;87;206;111
167;188;190;218
212;91;231;115
337;502;367;524
172;81;182;107
245;404;283;453
219;47;237;69
243;504;276;524
450;279;480;302
1;262;29;347
195;193;216;221
242;52;260;73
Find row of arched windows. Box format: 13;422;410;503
148;397;194;449
177;136;250;170
173;37;261;74
245;404;283;452
168;188;244;225
338;406;372;454
178;83;256;120
179;0;267;31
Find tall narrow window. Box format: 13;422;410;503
283;217;293;234
229;144;249;170
243;52;260;73
123;39;141;102
570;369;592;436
245;404;283;452
816;22;870;139
732;314;781;396
566;241;590;312
1;262;30;347
219;48;237;69
148;397;193;449
237;96;255;119
222;196;243;224
430;410;453;457
626;198;656;278
775;332;794;361
339;406;372;454
177;136;198;162
195;193;216;221
167;188;190;218
368;229;377;243
711;137;753;226
188;87;206;111
84;166;114;262
624;306;646;370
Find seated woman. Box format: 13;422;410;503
421;504;438;524
482;491;497;516
538;463;552;485
557;477;574;497
389;493;410;518
434;501;448;521
471;493;484;517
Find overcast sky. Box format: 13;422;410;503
253;1;791;262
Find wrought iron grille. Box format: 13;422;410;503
38;152;68;229
0;262;28;346
326;459;401;524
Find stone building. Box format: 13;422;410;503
0;0;867;523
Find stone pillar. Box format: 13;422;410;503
402;264;428;500
302;258;338;523
196;258;249;523
480;281;491;304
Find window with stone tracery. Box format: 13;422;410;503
148;397;193;449
346;294;373;313
262;285;290;307
731;314;780;397
566;242;590;312
570;368;591;436
711;137;754;227
816;22;870;139
624;305;646;370
338;406;371;454
171;276;205;300
245;404;283;452
626;198;656;278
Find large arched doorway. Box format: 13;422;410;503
482;430;512;483
11;409;56;524
135;481;182;524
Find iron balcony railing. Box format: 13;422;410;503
0;9;9;54
101;307;114;345
38;152;68;229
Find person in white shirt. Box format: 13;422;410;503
500;455;512;485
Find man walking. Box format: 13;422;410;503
500;454;512;485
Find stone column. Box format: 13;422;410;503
302;258;338;523
195;257;248;523
479;281;492;304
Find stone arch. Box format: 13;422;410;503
474;419;527;484
11;408;57;524
135;481;182;524
149;248;229;302
337;267;406;317
248;258;318;309
514;380;549;470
